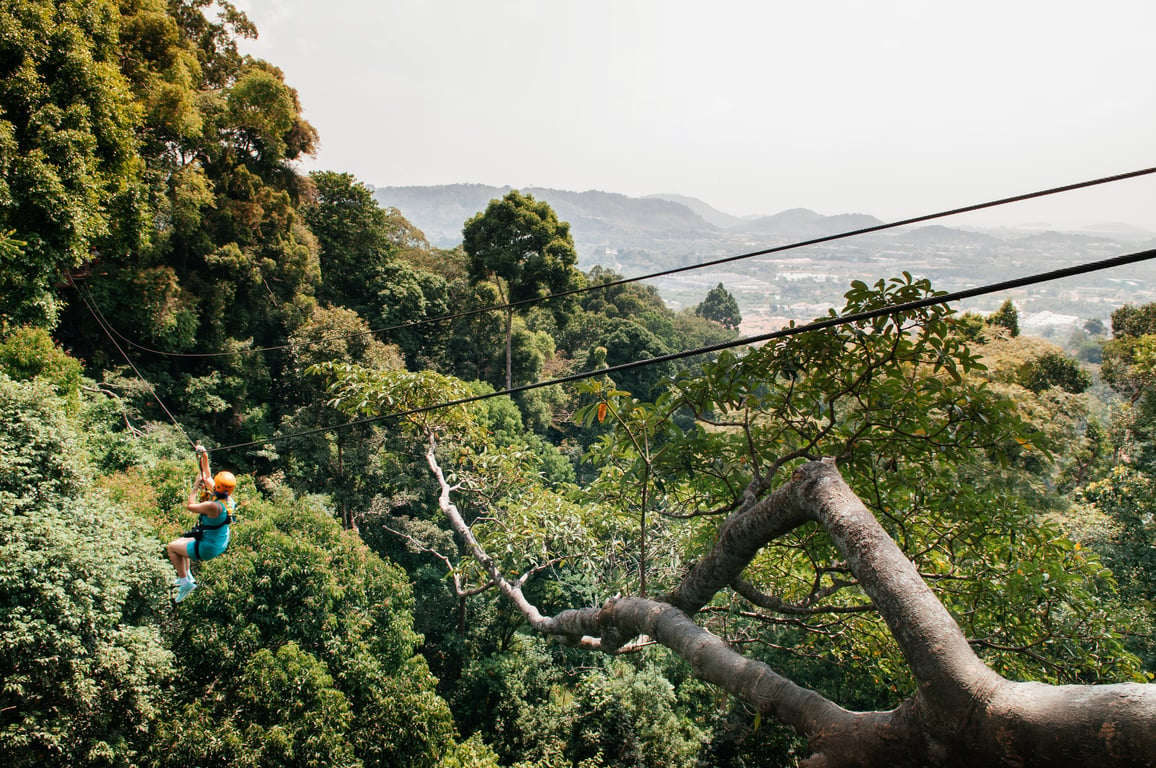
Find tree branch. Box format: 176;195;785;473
730;576;873;616
425;433;598;645
546;594;860;744
381;522;494;598
424;444;1156;765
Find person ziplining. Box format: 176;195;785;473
165;444;236;603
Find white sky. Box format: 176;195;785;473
230;0;1156;231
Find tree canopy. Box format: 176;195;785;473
1;0;1153;765
0;0;149;327
462;190;581;305
317;278;1156;766
463;190;583;390
694;282;742;330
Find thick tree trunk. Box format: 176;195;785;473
427;444;1156;766
555;462;1156;766
664;462;1156;765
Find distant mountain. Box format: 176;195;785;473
739;208;885;239
898;224;1000;246
372;184;719;254
369;183;1153;330
1016;230;1133;248
645;193;743;229
973;221;1156;243
369;184;925;270
370;183;1151;286
372;184;502;247
516;187;721;245
1076;222;1156;242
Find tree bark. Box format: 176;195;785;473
505;303;512;393
429;447;1156;766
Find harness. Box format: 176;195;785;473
184;495;235;559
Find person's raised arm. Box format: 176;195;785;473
194;444;212;489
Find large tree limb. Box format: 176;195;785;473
428;443;1156;766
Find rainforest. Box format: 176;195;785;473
1;2;1154;767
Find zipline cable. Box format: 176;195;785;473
69;273;197;449
84;165;1156;360
206;246;1156;454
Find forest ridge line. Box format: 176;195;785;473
374;183;1156;333
373;182;1156;252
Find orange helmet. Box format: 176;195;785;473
213;471;236;494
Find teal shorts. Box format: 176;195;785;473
185;538;227;561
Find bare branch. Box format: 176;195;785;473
731;576;873;616
81;383;146;437
425;433;604;646
381;522;495;598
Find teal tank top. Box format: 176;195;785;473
198;495;234;550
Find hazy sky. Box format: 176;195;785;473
230;0;1156;231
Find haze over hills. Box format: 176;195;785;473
642;193;745;229
372;184;1156;338
373;183;1155;254
374;184;723;253
375;184;896;251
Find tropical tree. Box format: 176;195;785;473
583;316;673;400
0;0;318;463
278;304;404;528
116;470;462;768
579;266;667;320
1101;302;1156;470
1073;467;1156;670
1017;349;1092;394
0;326;83;400
1084;317;1106;337
987;298;1020;337
372;261;453;369
303;170;407;312
0;0;149;327
462;190;582;390
0;376;175;768
695;282;742;330
1;334;476;767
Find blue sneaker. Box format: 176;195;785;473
176;581;198;603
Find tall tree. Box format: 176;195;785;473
987;298;1020;337
694;282;742;330
42;0;324;455
279;305;404;529
302;170;400;311
1101;302;1156;470
463;190;581;390
0;0;149;327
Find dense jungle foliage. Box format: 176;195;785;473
1;2;1153;767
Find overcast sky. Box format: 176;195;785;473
230;0;1156;232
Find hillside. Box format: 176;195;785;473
373;184;722;255
373;184;1156;334
644;193;745;229
738;207;885;238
